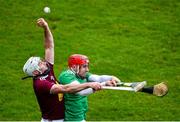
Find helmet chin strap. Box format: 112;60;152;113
70;65;85;79
33;65;50;80
22;64;51;80
70;65;79;74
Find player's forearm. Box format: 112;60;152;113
50;83;91;94
43;24;54;64
62;83;92;93
44;25;54;49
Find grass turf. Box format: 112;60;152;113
0;0;179;121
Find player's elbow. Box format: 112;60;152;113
50;84;64;94
45;42;54;49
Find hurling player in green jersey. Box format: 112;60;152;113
59;54;120;121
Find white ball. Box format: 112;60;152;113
44;7;50;13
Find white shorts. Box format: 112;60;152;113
41;118;64;122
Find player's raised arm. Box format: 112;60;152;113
37;18;54;64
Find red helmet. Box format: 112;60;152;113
68;54;89;68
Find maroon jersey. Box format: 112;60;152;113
33;62;64;120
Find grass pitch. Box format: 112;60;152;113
0;0;179;121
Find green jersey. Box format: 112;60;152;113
58;69;91;121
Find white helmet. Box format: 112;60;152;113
23;57;41;76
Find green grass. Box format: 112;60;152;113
0;0;179;121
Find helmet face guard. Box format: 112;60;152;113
23;57;42;76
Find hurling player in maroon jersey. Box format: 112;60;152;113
22;18;102;122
